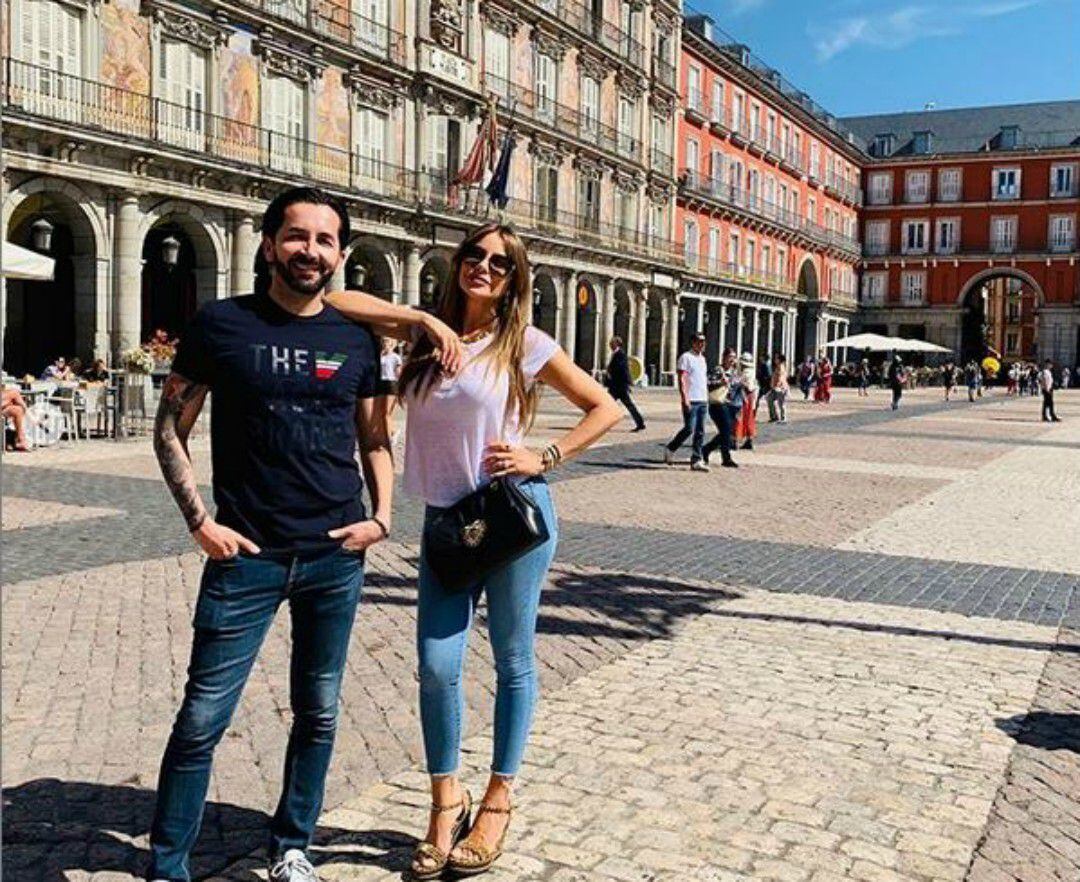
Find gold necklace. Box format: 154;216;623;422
460;320;498;344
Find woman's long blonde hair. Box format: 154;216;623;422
398;222;540;430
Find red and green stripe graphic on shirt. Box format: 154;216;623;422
315;352;347;380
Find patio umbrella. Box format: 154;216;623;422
2;241;55;280
902;339;952;353
828;332;896;351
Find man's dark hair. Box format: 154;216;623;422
254;187;350;295
261;186;350;247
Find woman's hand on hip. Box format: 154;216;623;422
328;519;386;552
483;442;544;479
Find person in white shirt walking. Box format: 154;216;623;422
1040;360;1061;422
665;333;710;471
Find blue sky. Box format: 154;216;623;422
689;0;1079;117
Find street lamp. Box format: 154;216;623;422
347;261;368;289
161;235;181;267
30;218;53;253
420;273;437;303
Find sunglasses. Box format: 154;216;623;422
461;244;514;279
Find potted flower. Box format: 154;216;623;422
123;347;155;375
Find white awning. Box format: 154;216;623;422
2;240;55;280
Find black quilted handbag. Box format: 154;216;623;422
423;478;550;593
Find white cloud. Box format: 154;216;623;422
811;0;1045;61
728;0;768;14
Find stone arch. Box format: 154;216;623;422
956;266;1045;308
531;270;559;338
345;237;399;300
137;201;228;278
4;180;106;373
796;255;819;300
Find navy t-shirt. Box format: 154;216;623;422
172;292;380;554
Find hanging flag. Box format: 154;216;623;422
485;129;515;209
453;99;498;187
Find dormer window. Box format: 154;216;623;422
872;133;895;157
913;130;932;154
1000;126;1021;149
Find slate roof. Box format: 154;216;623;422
841;100;1080;157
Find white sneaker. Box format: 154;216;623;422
269;849;319;882
691;460;710;472
663;448;674;465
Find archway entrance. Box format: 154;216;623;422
573;279;598;372
345;241;395;300
142;227;197;341
532;274;558;338
644;289;664;383
960;272;1040;364
4;191;97;375
795;258;819;362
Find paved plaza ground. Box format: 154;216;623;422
4;385;1080;881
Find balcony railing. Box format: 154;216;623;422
650;147;674;177
681;168;861;256
528;0;645;68
1050;235;1077;253
990;235;1018;254
237;0;407;65
481;72;639;162
683;255;794;293
652;55;676;90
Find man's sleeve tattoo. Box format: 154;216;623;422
153;376;208;533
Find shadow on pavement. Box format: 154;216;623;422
996;712;1080;753
1;778;392;882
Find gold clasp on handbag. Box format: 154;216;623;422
461;519;487;548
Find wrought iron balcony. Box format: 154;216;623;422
527;0;646;69
680;168;861;257
652;55;676;91
683;254;795;293
235;0;408;65
650;147;674;177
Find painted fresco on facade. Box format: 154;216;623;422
315;66;350;185
99;0;150;134
221;31;260;162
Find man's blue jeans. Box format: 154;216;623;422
148;547;364;881
667;401;708;463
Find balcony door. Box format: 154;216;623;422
356;106;387;191
14;0;81;122
158;39;207;151
264;75;306;175
534;52;556;124
355;0;388;58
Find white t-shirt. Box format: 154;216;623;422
677;350;709;402
1040;368;1054;392
380;350;402;381
403;325;560;507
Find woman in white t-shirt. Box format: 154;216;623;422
328;223;621;878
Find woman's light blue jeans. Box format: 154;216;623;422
417;477;558;778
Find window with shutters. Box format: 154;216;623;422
534;51;557;123
647;202;664;246
746;238;756;275
732;91;746;135
990;216;1017;252
865;220;889;256
867;171;892;205
901;271;926;306
614;188;636;236
1051;164;1077;198
904;169;929;203
709;149;724;190
267;0;307;26
356;106;387;187
777;246;787;279
617;96;636;158
684;137;699;184
484;27;510;97
935;217;959;254
535;162;558;224
901;219;928;254
578;176;600;230
14;0;82;121
710;80;723;124
355;0;389;58
1049;215;1076;252
729;232;740;273
264;75;306;174
861;272;886;306
809;141;821;179
938;168;962;201
683;218;698;264
707;226;720;271
158;39;207;150
580;76;600;139
426;114;450;184
993;167;1020;200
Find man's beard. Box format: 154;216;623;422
271;253;334;296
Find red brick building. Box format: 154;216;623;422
673;15;863;369
843;102;1080;366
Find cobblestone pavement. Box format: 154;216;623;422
3;387;1080;881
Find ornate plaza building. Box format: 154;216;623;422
843;102;1080;367
3;0;1078;379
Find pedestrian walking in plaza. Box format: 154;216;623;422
767;353;789;422
665;332;710;470
1061;366;1072;389
754;354;772;416
1041;359;1062;422
147;187;462;882
1027;363;1040;397
943;361;956;401
798;355;816;400
965;360;980;402
888;355;906;410
604;336;646;431
333;223;620;879
814;353;833;404
857;358;870;397
734;351;759;449
703;347;740;468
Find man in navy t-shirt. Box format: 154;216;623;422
147;187;456;882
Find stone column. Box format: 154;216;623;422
602;277;616;349
719;302;728;352
696;298;706;333
767;311;776;357
403;242;421;306
114;194;142;358
748;307;758;360
633;284;648;364
666;293;680;376
232;214;256;296
562;271;577;363
735;304;744;355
